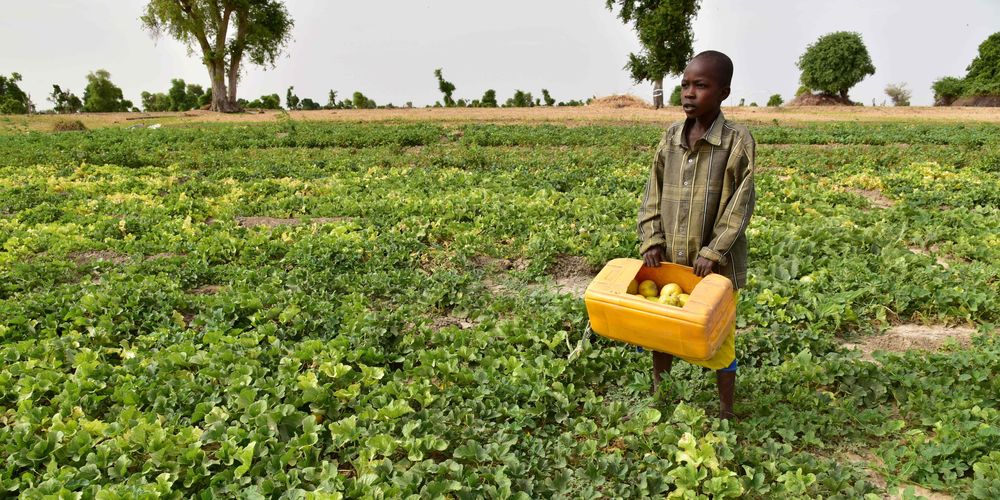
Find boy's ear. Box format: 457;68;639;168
719;85;731;103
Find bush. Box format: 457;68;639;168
52;119;86;132
932;32;1000;104
246;94;281;110
542;89;555;106
82;70;133;112
767;94;784;107
885;83;911;106
932;77;966;106
0;72;32;114
797;31;875;99
669;85;682;106
504;90;534;108
479;89;498;108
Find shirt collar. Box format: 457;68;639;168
672;111;726;148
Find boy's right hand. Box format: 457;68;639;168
642;246;664;268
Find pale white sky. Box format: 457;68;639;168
1;0;997;110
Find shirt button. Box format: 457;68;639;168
688;159;694;164
683;181;689;186
678;251;684;256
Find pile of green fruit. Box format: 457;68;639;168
627;279;690;307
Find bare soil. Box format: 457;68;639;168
471;255;528;272
188;285;224;295
428;314;477;331
547;255;598;297
235;216;351;228
588;94;652;109
843;187;896;209
69;250;128;265
788;93;855;106
843;323;976;361
952;95;1000;107
7;106;1000;134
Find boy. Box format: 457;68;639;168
637;50;755;420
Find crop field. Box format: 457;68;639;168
1;114;999;497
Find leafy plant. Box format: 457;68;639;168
797;31;876;100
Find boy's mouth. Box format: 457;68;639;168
682;104;696;112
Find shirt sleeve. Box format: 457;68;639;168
699;135;756;266
638;135;668;255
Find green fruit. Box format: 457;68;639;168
638;280;658;298
660;283;682;297
627;279;638;294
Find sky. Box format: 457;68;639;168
1;0;998;110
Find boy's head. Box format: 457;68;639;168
680;50;733;120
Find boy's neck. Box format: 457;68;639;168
683;108;722;148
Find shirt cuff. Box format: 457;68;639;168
698;246;729;266
640;237;666;256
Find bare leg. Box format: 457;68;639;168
652;351;674;393
716;370;736;419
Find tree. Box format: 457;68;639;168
797;31;875;100
480;89;498;108
246;93;280;109
434;68;456;107
541;89;555;106
49;85;83;114
141;91;172;111
83;70;133;112
605;0;701;109
504;90;534;108
884;83;911;107
766;94;783;107
286;86;300;110
0;73;33;114
932;31;1000;104
352;91;376;109
141;0;294;112
300;98;320;110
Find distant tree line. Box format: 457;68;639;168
428;68;589;108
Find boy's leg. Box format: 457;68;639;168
716;359;738;419
652;351;674;392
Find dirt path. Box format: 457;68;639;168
6;106;1000;133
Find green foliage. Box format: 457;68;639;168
299;98;321;110
479;89;498;108
140;91;171;112
797;31;876;99
0;119;998;497
82;70;133;113
542;89;555;106
434;68;456;107
606;0;702;84
352;91;376;109
246;93;281;110
48;85;83;114
669;85;682;106
324;90;353;110
504;90;534;108
0;72;32;114
141;0;294;112
557;100;585;107
286;86;300;110
767;94;784;107
885;83;911;107
932;32;1000;103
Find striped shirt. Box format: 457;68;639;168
638;112;756;289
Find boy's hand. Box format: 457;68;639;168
642;246;664;268
693;256;715;277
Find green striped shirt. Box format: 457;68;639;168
638;112;756;289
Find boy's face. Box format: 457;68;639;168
680;58;731;121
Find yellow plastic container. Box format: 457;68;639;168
584;258;736;361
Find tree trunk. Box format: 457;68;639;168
208;62;236;113
653;79;664;109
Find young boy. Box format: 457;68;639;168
637;50;755;420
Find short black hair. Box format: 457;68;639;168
691;50;734;87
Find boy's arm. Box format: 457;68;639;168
699;136;756;266
638;137;667;256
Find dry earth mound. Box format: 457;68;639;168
788;93;855;106
589;94;652;109
951;95;1000;106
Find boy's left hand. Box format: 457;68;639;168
693;257;715;277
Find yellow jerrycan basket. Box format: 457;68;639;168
584;258;736;361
